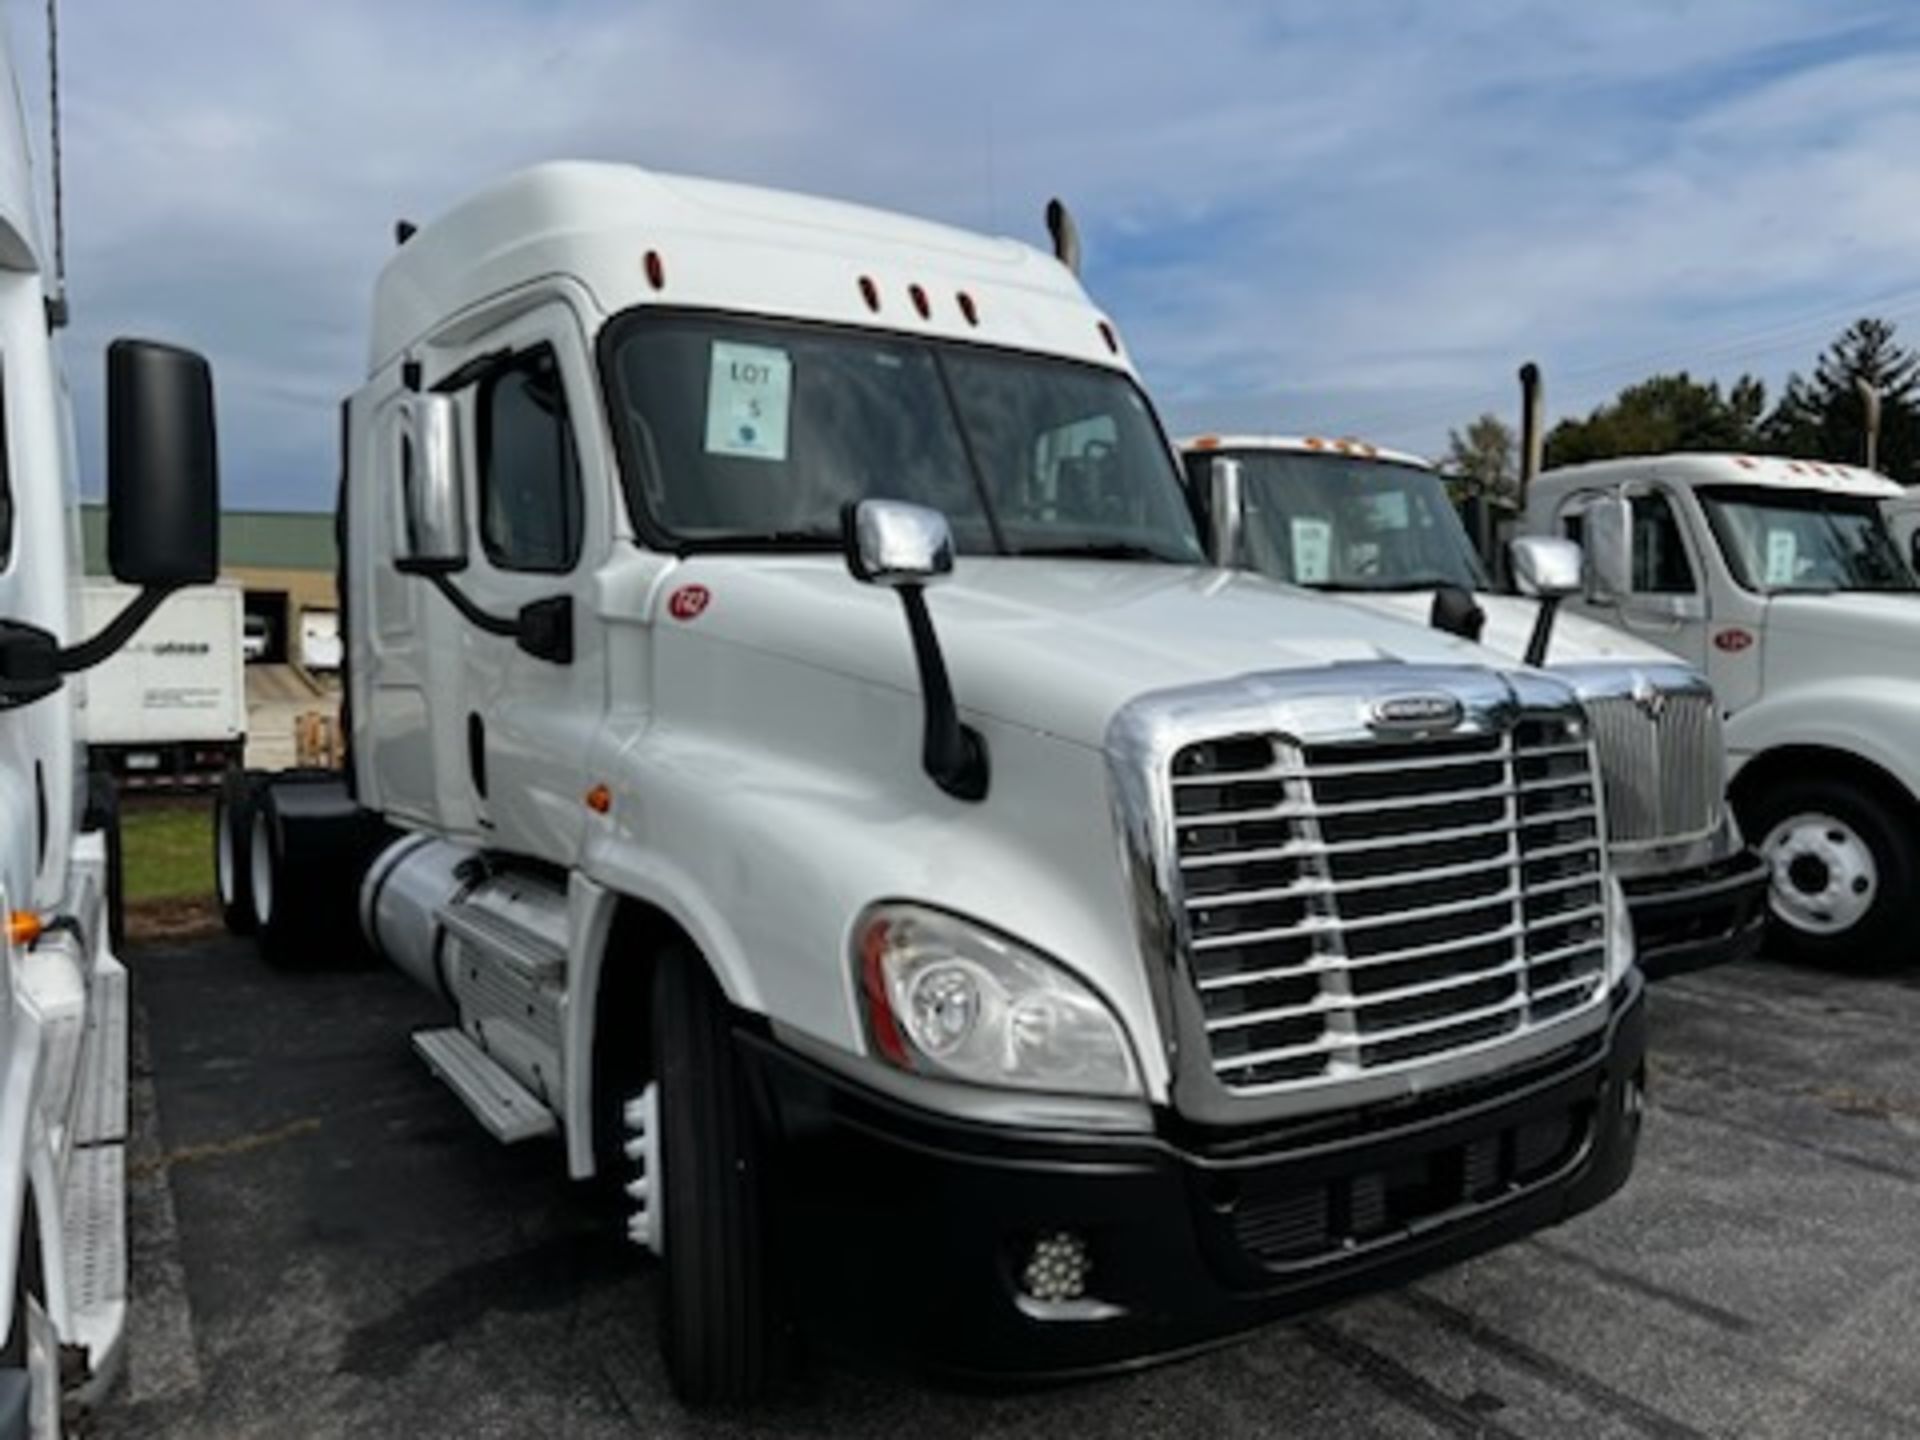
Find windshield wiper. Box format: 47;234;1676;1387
1012;542;1188;563
1312;577;1468;593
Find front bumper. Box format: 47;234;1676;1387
1622;849;1769;980
744;976;1647;1379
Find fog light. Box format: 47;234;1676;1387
1020;1231;1091;1303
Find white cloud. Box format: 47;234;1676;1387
9;0;1920;496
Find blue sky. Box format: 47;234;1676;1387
16;0;1920;509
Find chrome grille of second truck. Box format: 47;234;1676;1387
1172;721;1608;1095
1582;688;1720;845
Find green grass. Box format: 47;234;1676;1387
122;799;215;904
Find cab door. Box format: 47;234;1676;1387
430;301;609;863
1560;483;1711;670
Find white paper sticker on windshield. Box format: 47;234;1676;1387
1292;518;1334;584
1764;528;1798;585
705;342;791;461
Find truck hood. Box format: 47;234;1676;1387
1763;591;1920;665
672;556;1506;749
1319;589;1682;666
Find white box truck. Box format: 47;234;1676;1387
1179;435;1768;979
0;24;223;1437
79;582;244;789
221;166;1646;1401
1522;454;1920;965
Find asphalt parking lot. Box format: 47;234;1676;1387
95;935;1920;1440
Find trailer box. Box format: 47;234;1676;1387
80;581;246;788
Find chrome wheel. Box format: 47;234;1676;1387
1762;811;1877;937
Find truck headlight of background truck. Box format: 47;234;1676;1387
855;903;1143;1097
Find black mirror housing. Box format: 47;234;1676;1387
107;339;219;587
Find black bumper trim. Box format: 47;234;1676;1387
1624;850;1769;980
741;978;1646;1379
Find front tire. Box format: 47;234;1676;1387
653;947;782;1403
1744;776;1919;968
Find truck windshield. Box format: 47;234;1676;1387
602;312;1204;561
1218;451;1490;591
1698;485;1917;594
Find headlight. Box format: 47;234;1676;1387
1605;874;1636;988
854;903;1142;1098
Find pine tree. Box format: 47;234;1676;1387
1762;318;1920;481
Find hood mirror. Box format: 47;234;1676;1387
1510;536;1585;599
843;500;987;803
1509;535;1586;668
845;498;954;588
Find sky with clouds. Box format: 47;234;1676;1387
14;0;1920;509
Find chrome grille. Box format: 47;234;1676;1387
1171;719;1609;1096
1582;687;1720;846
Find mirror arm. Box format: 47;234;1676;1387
1524;594;1562;668
897;585;988;802
425;572;518;637
58;584;180;673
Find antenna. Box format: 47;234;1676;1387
44;0;67;328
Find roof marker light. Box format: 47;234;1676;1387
858;275;880;312
909;283;931;320
1735;456;1757;470
1191;435;1221;450
1304;436;1326;450
643;250;665;291
957;291;979;326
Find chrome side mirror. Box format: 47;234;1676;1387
844;499;954;588
1207;457;1244;567
1510;535;1585;599
1582;495;1632;601
842;499;985;802
395;393;468;575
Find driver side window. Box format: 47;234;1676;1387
1630;491;1696;594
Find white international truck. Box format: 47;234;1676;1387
78;582;244;790
221;164;1647;1400
1887;488;1920;577
1180;436;1768;979
0;29;222;1438
1521;454;1919;966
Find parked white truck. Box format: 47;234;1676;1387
0;30;222;1437
78;583;244;790
222;165;1647;1400
1522;454;1919;966
1887;487;1919;577
1180;436;1768;978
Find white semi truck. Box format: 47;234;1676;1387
1522;454;1919;966
0;30;222;1438
78;582;244;790
1887;488;1919;577
223;165;1647;1400
1180;435;1768;979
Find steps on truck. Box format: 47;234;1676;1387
412;1028;558;1143
63;956;130;1397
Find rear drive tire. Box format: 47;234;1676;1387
214;769;263;935
654;947;782;1403
1743;776;1919;969
247;778;392;968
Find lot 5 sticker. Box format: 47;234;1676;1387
706;341;792;461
